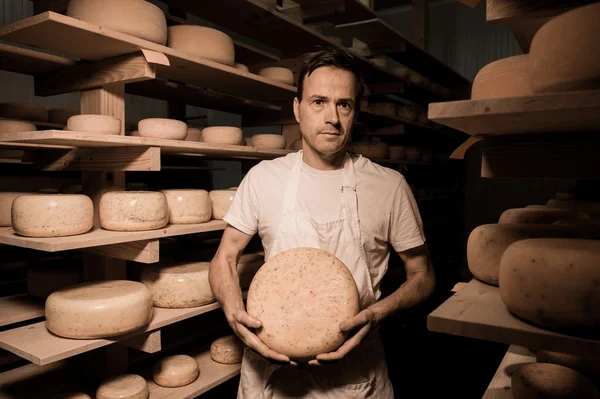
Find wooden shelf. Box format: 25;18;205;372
427;279;600;358
482;345;535;399
0;41;74;75
0;294;45;328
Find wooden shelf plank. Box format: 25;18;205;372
485;0;596;23
482;345;535;399
427;279;600;358
0;294;45;328
428;90;600;136
0;42;74;75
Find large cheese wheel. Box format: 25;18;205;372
251;134;286;149
290;139;303;151
12;194;93;237
138;118;187;140
512;363;599;399
467;223;585;286
351;142;389;159
499;238;600;332
67;0;167;45
202;126;243;145
46;280;153;338
210;335;245;364
0;120;37;134
530;3;600;93
167;25;235;66
537;350;600;384
186;127;203;142
546;199;600;218
499;207;589;224
246;248;360;361
67;114;121;135
140;261;214;308
209;189;236;220
0;102;47;122
99;191;169;231
258;67;294;85
152;355;199;388
0;192;29;226
96;374;149;399
48;108;79;125
27;264;84;298
472;55;532;99
238;253;264;289
160;189;211;224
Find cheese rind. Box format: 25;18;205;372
251;134;286;149
96;374;149;399
472;55;532;99
138;118;187;140
537;350;600;384
99;191;169;231
67;114;121;135
209;189;237;220
258;67;294;85
499;207;589;224
167;25;235;66
546;199;600;218
185;127;203;142
290;139;303;151
51;393;92;399
152;355;199;388
512;363;599;399
210;335;245;364
201;126;243;145
160;189;211;224
0;120;37;135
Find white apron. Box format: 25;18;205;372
237;152;394;399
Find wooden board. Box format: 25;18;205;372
428;90;600;135
427;279;600;358
482;345;535;399
0;42;74;76
486;0;596;23
0;294;45;327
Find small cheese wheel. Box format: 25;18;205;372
210;335;245;364
499;238;600;332
99;191;169;231
67;0;167;45
251;134;286;149
128;130;140;137
48;108;79;125
512;363;599;399
537;350;600;383
167;25;235;66
152;355;199;388
0;192;29;226
0;120;37;135
202;126;243;145
209;189;236;220
234;63;249;73
67;114;121;135
388;146;407;160
51;393;92;399
290;139;302;151
0;102;47;122
141;261;214;308
351;142;389;159
160;189;211;224
405;147;422;161
138;118;187;140
472;55;532;99
238;253;264;289
547;199;600;218
186;127;203;142
12;194;93;237
258;67;294;85
499;207;590;224
27;264;84;298
246;248;360;361
96;374;149;399
46;280;153;338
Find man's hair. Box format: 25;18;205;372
297;46;365;110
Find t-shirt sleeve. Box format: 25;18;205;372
223;168;259;236
389;178;426;252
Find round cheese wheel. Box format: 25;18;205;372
152;354;199;388
210;335;245;364
67;114;121;135
51;393;92;399
141;261;214;308
244;136;253;146
46;280;153;338
160;189;211;224
499;238;600;332
251;134;286;149
238;253;264;289
96;374;149;399
537;350;600;384
99;191;169;231
186;127;203;142
472;55;532;100
209;189;236;220
27;264;84;298
405;147;422;161
138;118;187;140
512;363;599;399
467;223;585;286
0;120;37;135
258;67;294;85
167;25;235;66
388;146;407;160
0;102;47;122
546;199;600;218
202;126;243;145
0;192;29;226
530;3;600;93
129;130;140;137
67;0;167;45
246;247;360;361
351;142;389;159
234;63;249;73
499;207;590;224
290;139;302;151
12;194;93;237
48;108;79;125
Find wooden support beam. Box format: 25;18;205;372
412;0;427;50
28;147;161;171
83;240;160;264
118;330;161;354
486;0;595;23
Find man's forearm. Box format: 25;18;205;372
209;253;245;314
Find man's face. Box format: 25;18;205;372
293;66;358;158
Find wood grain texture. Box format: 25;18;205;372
30;147;161;171
482;345;535;399
0;42;74;76
83;239;160;264
0;294;45;327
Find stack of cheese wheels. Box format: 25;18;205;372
251;134;286;149
238;252;264;289
67;115;121;135
168;25;235;66
12;194;93;237
246;248;360;361
67;0;167;45
48;108;79;125
46;280;153;338
290;139;303;151
530;3;600;93
0;120;37;134
258;67;295;85
186;127;203;142
27;263;84;299
141;261;214;308
389;146;406;160
138;118;187;140
499;238;600;332
96;374;149;399
537;350;600;384
0;102;47;121
160;189;212;224
499;207;589;224
210;335;245;364
209;189;237;220
547;199;600;218
405;147;422;161
0;192;29;226
512;363;599;399
202;126;243;145
152;355;199;388
351;142;389;159
99;191;169;231
471;55;532;99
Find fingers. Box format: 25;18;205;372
235;310;262;329
236;323;291;364
340;309;372;332
310;323;372;365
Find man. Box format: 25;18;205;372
209;46;435;398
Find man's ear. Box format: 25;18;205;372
293;97;300;124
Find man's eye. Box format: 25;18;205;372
339;102;350;109
314;100;324;105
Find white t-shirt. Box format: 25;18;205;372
224;152;426;299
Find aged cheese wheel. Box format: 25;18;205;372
0;102;47;122
160;189;211;224
48;108;79;125
512;363;599;399
234;63;249;73
238;253;264;289
186;127;203;142
537;350;600;384
67;0;167;45
12;194;93;237
202;126;243;145
351;142;389;159
472;55;532;100
96;374;149;399
546;199;600;218
129;130;140;137
100;191;169;231
0;120;37;135
246;247;360;361
258;67;294;85
499;238;600;332
530;3;600;93
51;393;92;399
290;139;303;151
27;264;84;298
152;355;199;388
209;189;236;220
46;280;153;338
210;335;245;364
251;134;286;149
141;261;214;308
67;114;121;135
167;25;235;66
138;118;187;140
405;147;422;161
467;223;585;286
0;192;29;226
499;207;590;224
